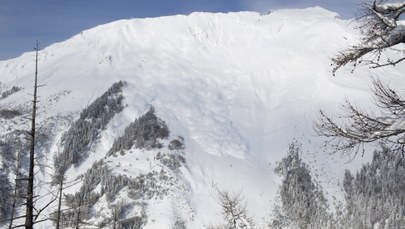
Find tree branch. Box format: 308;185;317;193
332;0;405;74
315;78;405;156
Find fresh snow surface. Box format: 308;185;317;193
1;7;405;228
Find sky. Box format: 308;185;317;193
0;0;363;60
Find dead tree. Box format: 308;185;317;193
2;43;60;229
24;41;40;229
8;146;24;229
19;42;57;228
332;0;405;74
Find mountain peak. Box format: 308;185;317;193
1;8;404;228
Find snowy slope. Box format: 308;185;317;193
1;7;405;228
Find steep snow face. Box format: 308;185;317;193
1;7;405;228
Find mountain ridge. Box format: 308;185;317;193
1;8;404;228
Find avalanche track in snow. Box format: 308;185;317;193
1;7;405;228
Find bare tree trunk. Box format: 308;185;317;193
8;149;23;229
25;41;39;229
8;195;17;229
112;207;118;229
55;177;64;229
75;193;83;229
8;185;18;229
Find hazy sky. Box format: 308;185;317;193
0;0;363;60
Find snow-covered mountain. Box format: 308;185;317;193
1;7;404;228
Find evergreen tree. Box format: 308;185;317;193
272;141;334;229
341;145;405;228
0;169;12;225
54;80;125;169
108;106;169;156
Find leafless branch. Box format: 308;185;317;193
332;0;405;74
315;78;405;157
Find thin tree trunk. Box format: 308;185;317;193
113;207;117;229
9;149;23;229
25;42;39;229
75;193;83;229
8;152;21;229
55;176;64;229
8;186;18;229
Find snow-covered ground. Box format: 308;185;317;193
1;7;404;228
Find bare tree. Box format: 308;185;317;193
6;42;58;229
316;1;405;158
24;41;40;229
8;146;24;229
206;190;254;229
332;0;405;74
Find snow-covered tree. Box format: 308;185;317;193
271;141;334;229
107;106;169;156
340;145;405;228
54;81;125;168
